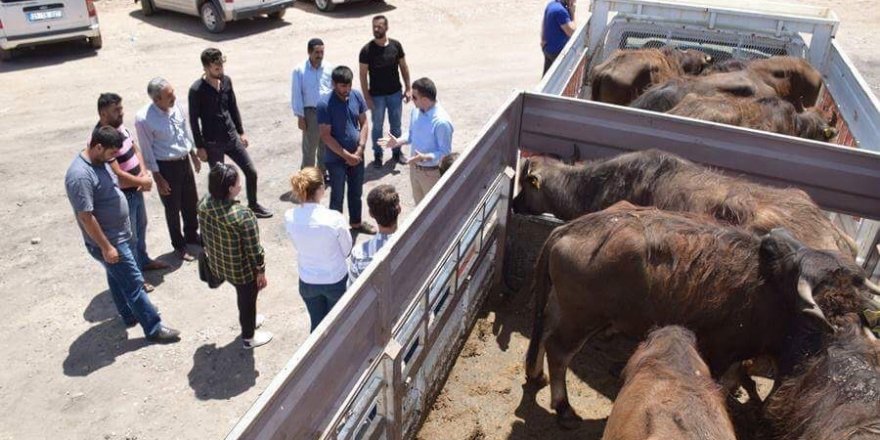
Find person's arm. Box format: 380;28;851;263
358;63;373;110
291;67;305;119
320;124;356;162
227;77;245;136
108;159;149;189
135;116;160;173
336;216;353;257
398;42;412;102
357;115;369;160
76;211;119;263
239;210;267;288
557;4;576;37
188;86;205;149
431;120;454;163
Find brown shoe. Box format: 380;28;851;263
177;248;195;262
143;282;156;293
143;260;171;271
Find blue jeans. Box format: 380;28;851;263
299;276;347;332
326;160;365;224
124;191;150;269
371;91;403;160
86;241;162;337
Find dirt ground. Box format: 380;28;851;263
0;0;548;438
0;0;877;439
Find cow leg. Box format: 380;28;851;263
525;342;547;388
546;324;606;429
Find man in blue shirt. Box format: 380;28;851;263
292;38;333;172
318;66;376;235
541;0;577;75
379;77;454;203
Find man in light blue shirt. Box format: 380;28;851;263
135;77;202;261
380;77;453;203
292;38;334;172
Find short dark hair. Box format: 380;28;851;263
307;38;324;53
201;47;224;67
367;184;400;228
97;93;122;113
412;77;437;101
373;15;388;26
208;163;239;200
332;65;354;84
89;126;124;150
439;152;460;176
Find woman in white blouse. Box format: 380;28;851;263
285;167;353;331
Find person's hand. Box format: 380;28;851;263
155;174;172;196
140;177;153;192
102;245;120;264
240;134;250;148
403;88;412;103
196;148;208;162
297;117;306;130
256;272;268;290
408;153;428;164
344;150;361;167
365;94;374;111
378;134;400;149
191;154;202;174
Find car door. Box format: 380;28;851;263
0;0;91;38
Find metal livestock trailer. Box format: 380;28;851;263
226;1;880;438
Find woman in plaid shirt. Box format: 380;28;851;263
198;164;272;349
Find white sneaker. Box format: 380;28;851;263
255;314;266;329
243;330;273;349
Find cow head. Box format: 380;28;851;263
665;47;713;75
512;157;553;216
760;228;880;333
795;109;838;142
753;57;823;108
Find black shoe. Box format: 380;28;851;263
147;325;181;343
372;158;383;169
250;204;274;219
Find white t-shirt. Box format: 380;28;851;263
285;203;353;284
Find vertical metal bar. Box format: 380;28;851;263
588;0;611;57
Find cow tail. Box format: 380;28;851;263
525;235;555;378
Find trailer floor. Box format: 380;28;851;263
418;287;775;440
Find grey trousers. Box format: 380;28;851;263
301;107;325;172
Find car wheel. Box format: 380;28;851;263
315;0;335;12
141;0;156;16
268;8;286;19
0;47;14;61
200;1;226;33
89;35;103;49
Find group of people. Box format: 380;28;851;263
64;14;457;350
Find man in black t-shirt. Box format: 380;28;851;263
359;15;412;169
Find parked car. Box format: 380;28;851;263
314;0;382;12
139;0;294;33
0;0;101;60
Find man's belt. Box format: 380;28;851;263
415;164;439;170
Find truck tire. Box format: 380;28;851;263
141;0;156;16
315;0;335;12
268;8;286;19
89;35;103;49
200;1;226;33
0;47;13;61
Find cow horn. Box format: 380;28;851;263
797;277;834;333
864;278;880;295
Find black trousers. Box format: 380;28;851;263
543;52;559;76
234;280;258;339
156;158;199;250
206;141;259;206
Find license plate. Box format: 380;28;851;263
28;10;63;21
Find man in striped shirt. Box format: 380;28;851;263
96;94;169;291
348;185;400;286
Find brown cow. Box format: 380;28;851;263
602;326;737;440
765;314;880;440
511;149;857;258
631;56;823;112
667;94;838;142
523;202;880;427
590;47;712;105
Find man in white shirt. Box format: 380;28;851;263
291;38;334;172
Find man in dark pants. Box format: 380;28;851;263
188;47;273;219
359;15;412;168
136;77;202;262
318;66;376;235
65;126;180;343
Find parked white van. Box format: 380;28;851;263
139;0;294;33
0;0;101;60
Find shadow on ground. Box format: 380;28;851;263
292;0;395;18
188;338;258;400
63;319;151;377
0;41;97;73
128;8;290;42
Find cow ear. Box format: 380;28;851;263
823;127;837;140
527;174;541;190
797;277;835;334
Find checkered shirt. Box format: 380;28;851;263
198;196;265;285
